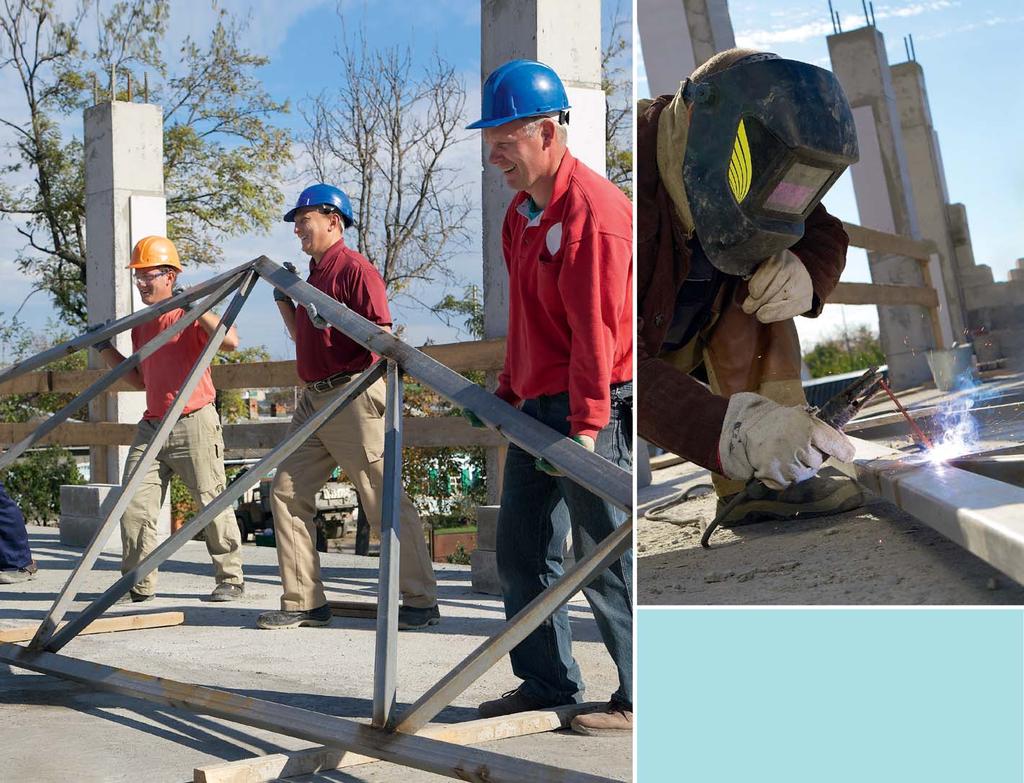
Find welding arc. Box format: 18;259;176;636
877;378;934;449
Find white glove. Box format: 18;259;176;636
741;249;813;323
718;392;856;490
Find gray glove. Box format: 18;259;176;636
718;392;856;490
87;322;114;352
274;262;298;304
172;286;194;312
304;302;330;330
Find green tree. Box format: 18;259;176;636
0;318;88;422
212;343;271;424
803;324;886;378
0;0;290;325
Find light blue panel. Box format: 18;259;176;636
638;609;1024;783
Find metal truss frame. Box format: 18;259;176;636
0;257;633;783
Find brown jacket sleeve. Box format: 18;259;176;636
636;96;728;473
791;203;849;317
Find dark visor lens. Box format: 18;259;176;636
764;162;833;215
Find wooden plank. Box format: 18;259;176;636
829;281;938;308
0;611;184;643
0;417;505;449
327;599;377;619
0;643;612;783
649;453;685;471
842;222;936;261
1;340;505;396
193;704;599;783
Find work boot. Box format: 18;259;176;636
478;686;573;719
115;590;155;605
209;582;244;602
570;701;634;736
715;474;864;528
256;604;332;630
397;604;440;630
0;560;37;585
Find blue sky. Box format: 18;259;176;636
0;0;629;360
637;0;1024;349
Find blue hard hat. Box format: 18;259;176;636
466;59;571;129
284;183;354;227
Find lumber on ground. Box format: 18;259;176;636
0;611;184;643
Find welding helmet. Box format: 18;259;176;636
682;53;858;276
128;235;182;271
466;59;571;129
284;183;354;228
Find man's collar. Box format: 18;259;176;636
310;236;346;269
517;149;575;225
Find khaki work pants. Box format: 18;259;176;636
270;376;437;611
661;282;807;498
121;403;243;595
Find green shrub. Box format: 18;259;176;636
445;542;472;566
0;446;84;525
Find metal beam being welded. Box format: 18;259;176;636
838;436;1024;585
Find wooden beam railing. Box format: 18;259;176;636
0;338;507;451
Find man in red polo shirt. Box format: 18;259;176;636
96;235;245;602
256;184;438;631
466;61;633;735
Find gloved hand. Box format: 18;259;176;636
462;409;486;428
86;322;114;352
274;262;298;304
741;249;814;323
535;434;595;476
718;392;855;490
172;286;194;312
304;302;330;330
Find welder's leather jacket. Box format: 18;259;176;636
637;94;850;472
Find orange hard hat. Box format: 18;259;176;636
128;235;182;271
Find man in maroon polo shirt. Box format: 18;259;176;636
256;184;438;631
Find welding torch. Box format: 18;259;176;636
700;366;884;548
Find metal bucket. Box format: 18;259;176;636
925;345;974;391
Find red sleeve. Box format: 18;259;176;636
495;208;520;407
558;229;631;439
341;264;392;328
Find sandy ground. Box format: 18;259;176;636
638;371;1024;605
0;528;631;782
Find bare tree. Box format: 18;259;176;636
603;0;632;197
302;24;471;302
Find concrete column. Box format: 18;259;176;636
637;0;735;97
479;0;605;502
828;27;936;389
84;100;170;535
889;61;968;341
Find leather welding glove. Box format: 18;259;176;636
536;434;595;476
718;392;856;490
741;249;814;323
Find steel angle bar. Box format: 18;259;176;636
0;644;616;783
836;437;1024;585
373;360;402;728
31;271;259;651
45;360;386;652
0;274;244;471
254;257;631;513
0;261;254;387
394;519;632;735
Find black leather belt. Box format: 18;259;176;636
307;371;355;393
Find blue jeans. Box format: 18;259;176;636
496;383;633;708
0;482;32;571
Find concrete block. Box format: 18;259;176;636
476;505;499;551
59;515;122;554
471;548;501;596
959;266;994;289
60;483;120;517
